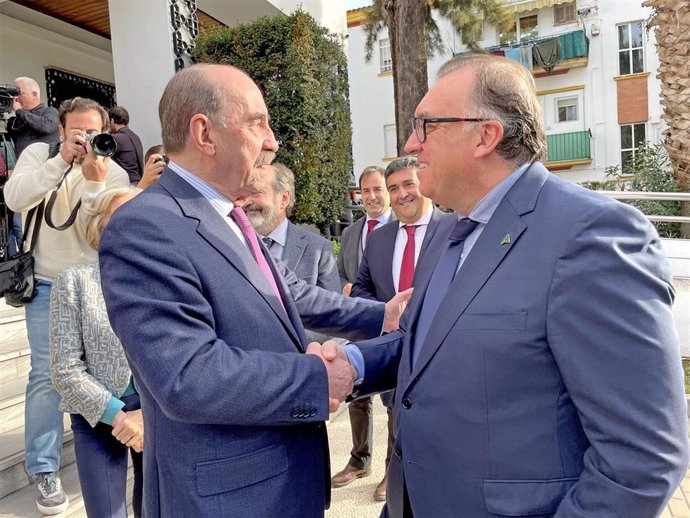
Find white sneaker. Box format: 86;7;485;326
35;472;69;515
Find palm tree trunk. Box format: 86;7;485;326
644;0;690;237
383;0;430;156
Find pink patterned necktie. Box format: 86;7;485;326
229;207;285;310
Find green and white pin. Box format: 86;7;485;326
500;233;511;246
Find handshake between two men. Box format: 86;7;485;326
307;287;413;412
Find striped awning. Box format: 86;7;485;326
503;0;574;14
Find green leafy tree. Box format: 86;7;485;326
193;10;351;231
583;143;682;238
363;0;510;154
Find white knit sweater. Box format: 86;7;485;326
5;142;129;281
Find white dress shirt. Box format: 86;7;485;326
391;204;433;293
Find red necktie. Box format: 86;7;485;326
366;219;379;242
398;225;418;292
229;207;285;310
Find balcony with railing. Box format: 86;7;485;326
480;29;589;76
545;129;592;169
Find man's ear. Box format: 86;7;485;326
279;191;290;212
473;120;504;159
189;114;215;156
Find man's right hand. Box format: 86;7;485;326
59;130;88;164
306;341;355;412
138;154;166;189
342;283;353;297
111;409;144;453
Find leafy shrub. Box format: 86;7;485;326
193;10;352;229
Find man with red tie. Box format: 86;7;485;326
332;165;392;491
332;156;449;501
336;166;392;297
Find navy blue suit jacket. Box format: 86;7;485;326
355;163;688;518
351;206;450;302
99;170;383;518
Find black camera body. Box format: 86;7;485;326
0;84;20;115
154;154;169;164
83;133;117;157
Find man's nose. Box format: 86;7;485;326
404;132;420;154
265;128;279;152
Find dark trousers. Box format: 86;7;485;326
70;393;143;518
347;390;395;469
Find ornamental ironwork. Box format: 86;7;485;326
170;0;199;71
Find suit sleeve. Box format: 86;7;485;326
350;243;378;301
275;258;385;341
99;208;330;427
316;239;341;293
336;226;351;288
548;202;688;517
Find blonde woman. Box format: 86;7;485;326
50;187;143;518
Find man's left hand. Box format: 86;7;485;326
383;287;413;333
81;142;110;182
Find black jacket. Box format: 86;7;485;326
111;126;144;183
7;103;60;158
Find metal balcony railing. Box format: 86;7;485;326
599;191;690;224
546;130;591;163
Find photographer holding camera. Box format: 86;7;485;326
7;77;59;158
4;96;129;516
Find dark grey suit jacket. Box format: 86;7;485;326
281;221;340;343
337;212;395;288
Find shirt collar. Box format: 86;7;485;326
168;161;235;217
465;163;530;224
365;208;392;225
264;218;289;247
398;203;433;228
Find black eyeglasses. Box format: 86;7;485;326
410;116;487;143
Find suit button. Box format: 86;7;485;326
402;398;412;409
394;448;402;459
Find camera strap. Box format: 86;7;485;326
16;200;44;255
44;161;81;231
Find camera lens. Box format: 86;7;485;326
90;134;117;157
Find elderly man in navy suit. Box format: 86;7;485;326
99;64;409;518
348;155;450;502
326;53;688;517
238;162;340;343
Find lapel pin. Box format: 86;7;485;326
500;233;511;246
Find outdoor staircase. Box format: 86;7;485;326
0;299;75;500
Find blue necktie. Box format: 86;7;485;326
411;218;479;366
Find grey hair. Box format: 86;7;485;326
84;187;140;250
271;162;296;216
158;64;230;154
384;155;419;180
14;77;40;96
438;53;546;164
358;165;385;189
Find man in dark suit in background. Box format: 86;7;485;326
348;155;450;501
336;166;393;296
332;164;394;490
239;162;340;343
108;106;144;184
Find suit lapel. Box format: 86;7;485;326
407;165;550;383
283;222;306;273
374;223;399;296
159;173;303;349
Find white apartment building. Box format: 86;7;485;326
0;0;347;151
347;0;663;185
